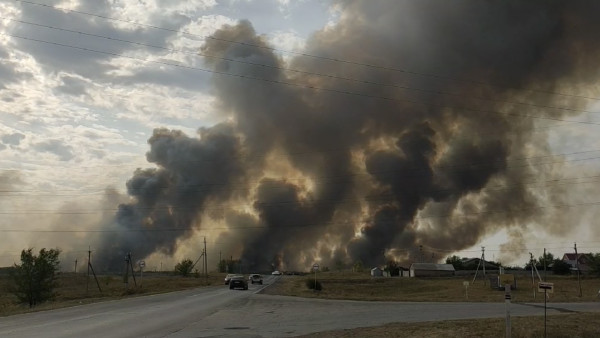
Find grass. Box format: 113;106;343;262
262;271;600;303
0;272;227;317
296;312;600;338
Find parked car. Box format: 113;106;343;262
229;276;248;290
224;274;238;285
249;274;263;284
271;270;282;275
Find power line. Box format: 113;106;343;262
7;32;600;128
2;147;600;197
5;16;600;118
11;0;600;103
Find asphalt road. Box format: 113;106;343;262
0;275;598;338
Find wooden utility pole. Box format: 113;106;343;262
87;248;91;292
86;247;101;293
575;243;582;297
482;247;486;284
204;237;208;283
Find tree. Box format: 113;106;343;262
587;253;600;277
537;252;554;270
352;260;364;272
10;248;60;307
552;258;571;275
174;259;194;277
445;255;464;270
384;259;400;276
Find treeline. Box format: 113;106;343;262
445;252;600;276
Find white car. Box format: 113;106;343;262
271;270;282;275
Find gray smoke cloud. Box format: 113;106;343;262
97;1;600;271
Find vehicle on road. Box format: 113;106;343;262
229;276;248;290
224;274;239;285
249;274;263;284
271;270;282;275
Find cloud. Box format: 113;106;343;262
33;139;75;161
1;132;25;146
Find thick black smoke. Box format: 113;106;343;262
99;1;600;271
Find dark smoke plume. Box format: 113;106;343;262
98;1;600;271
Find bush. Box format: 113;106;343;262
552;259;571;275
10;248;60;307
305;279;322;291
174;259;194;277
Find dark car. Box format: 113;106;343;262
248;274;263;285
229;276;248;290
224;274;238;285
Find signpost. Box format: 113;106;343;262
505;284;511;338
313;263;319;291
463;281;469;300
538;282;554;338
138;260;146;287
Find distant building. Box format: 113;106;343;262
460;257;500;270
371;267;383;277
409;263;455;277
562;253;591;272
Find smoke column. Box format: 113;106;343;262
97;1;600;271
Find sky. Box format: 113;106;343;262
1;0;600;271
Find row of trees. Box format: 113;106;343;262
445;252;600;276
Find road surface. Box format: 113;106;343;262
0;275;598;337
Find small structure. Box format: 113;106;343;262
562;253;591;272
409;263;455;277
461;257;500;270
399;267;410;277
371;267;383;277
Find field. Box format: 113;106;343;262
298;312;600;338
266;272;600;337
0;271;227;317
262;271;600;303
2;270;599;337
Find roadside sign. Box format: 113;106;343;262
312;263;319;271
538;282;554;293
138;260;146;269
463;281;469;287
499;274;515;286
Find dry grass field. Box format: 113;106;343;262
0;271;227;317
262;271;600;303
298;312;600;338
2;270;599;337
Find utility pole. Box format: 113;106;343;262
74;259;77;273
543;248;547;281
482;247;486;284
530;252;535;299
575;242;582;297
87;248;91;292
86;247;101;293
204;237;208;283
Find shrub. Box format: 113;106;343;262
305;279;322;291
552;259;571;275
10;248;61;307
174;259;194;277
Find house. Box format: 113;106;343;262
409;263;455;277
460;257;500;270
371;267;383;277
562;253;591;272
